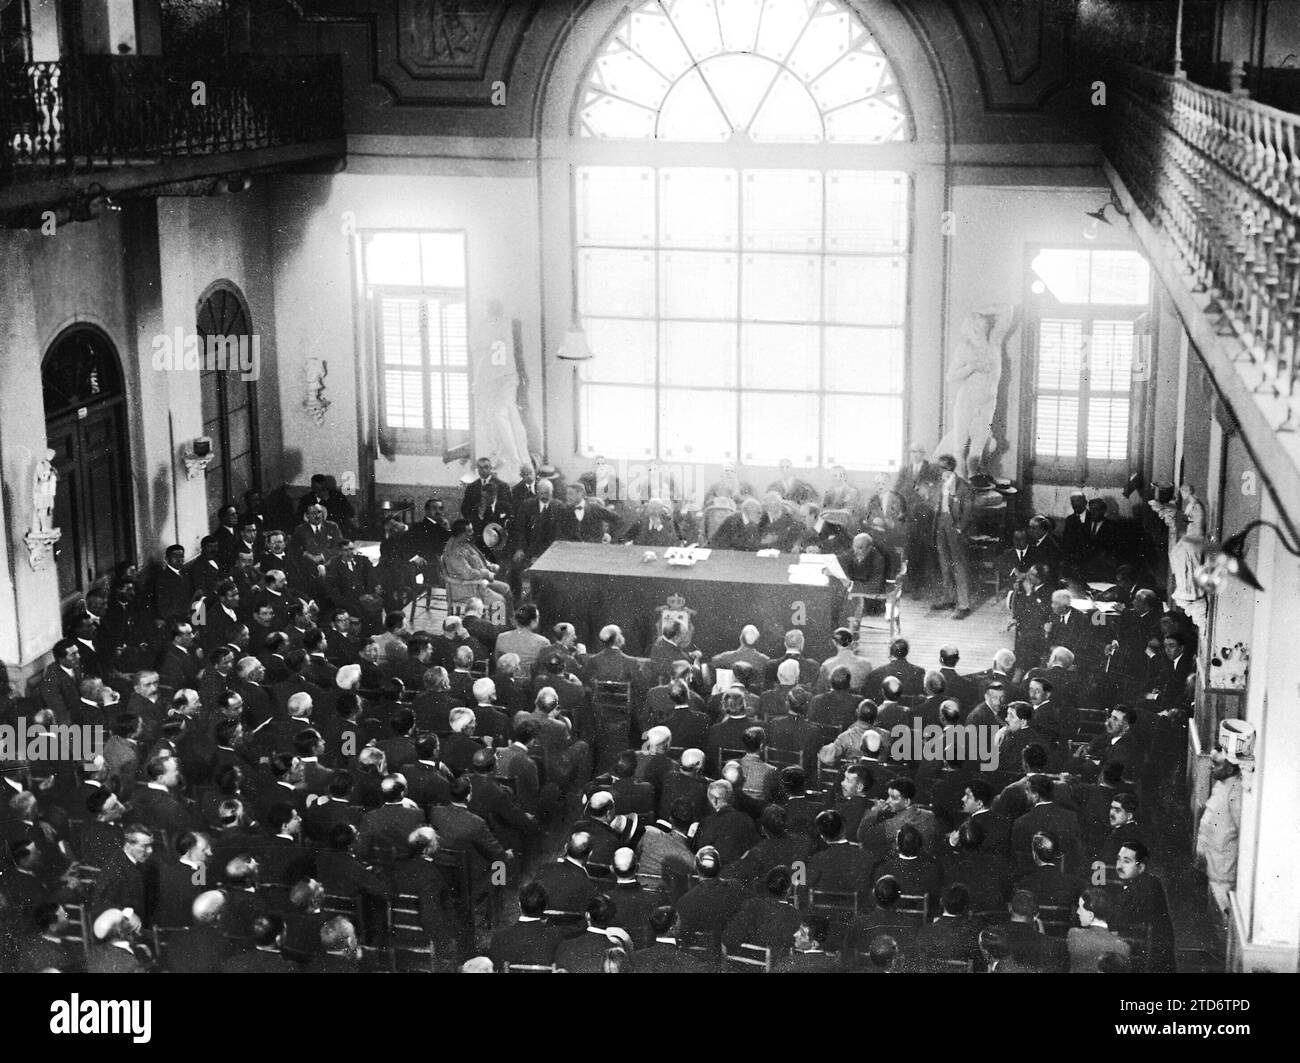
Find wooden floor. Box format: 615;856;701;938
413;575;1014;674
853;584;1013;675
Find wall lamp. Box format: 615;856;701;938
1190;519;1300;593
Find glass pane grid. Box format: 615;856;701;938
577;160;909;465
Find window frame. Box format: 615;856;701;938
361;229;472;457
1022;244;1152;488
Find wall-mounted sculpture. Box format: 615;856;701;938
25;448;62;570
935;304;1017;479
473;299;533;474
303;357;330;426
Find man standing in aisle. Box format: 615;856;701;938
932;454;973;620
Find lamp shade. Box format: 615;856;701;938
556;324;594;362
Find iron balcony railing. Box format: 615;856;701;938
0;54;344;181
1095;59;1300;408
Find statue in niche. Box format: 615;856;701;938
1150;483;1208;634
935;304;1016;479
402;0;490;66
33;449;58;534
472;299;533;475
25;447;62;571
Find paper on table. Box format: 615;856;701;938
788;567;829;586
756;549;780;558
1087;582;1116;592
1071;598;1120;613
713;668;734;694
690;548;711;560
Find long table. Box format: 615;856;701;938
528;542;847;660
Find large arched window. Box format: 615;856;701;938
573;0;913;471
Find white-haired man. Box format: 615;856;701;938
585;625;645;685
626;498;680;547
710;497;764;552
471;676;509;745
711;624;770;673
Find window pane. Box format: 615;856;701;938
717;0;763;52
825;327;904;393
657;67;732;141
580;93;658;139
699;53;779;132
827;171;908;253
625;7;694;80
1031;249;1090;304
743;170;822;251
383;370;424;428
1037;318;1084;389
581;249;656;317
583;384;656;458
365;232;420;286
742;254;820;322
1087;396;1130;461
1089;320;1135;391
824;394;902;470
825;94;908;143
754;0;813;63
1090;250;1150;305
812;49;890;111
663;0;724;61
430;371;470;431
200;368;220;424
419;233;466;288
660;169;737;249
582;319;656;384
748;69;823;142
578;167;655;246
661;388;736;461
660;251;738;319
740;323;819;390
741;391;819;465
431;299;468;368
662;321;737;387
825;256;906;325
784;5;860;81
1035;394;1080;458
592;46;671;111
379;298;423;367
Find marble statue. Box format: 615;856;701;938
936;304;1016;479
473;299;531;474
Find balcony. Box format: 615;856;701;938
0;54;345;216
1091;55;1300;524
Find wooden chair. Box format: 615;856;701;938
815;763;843;792
63;902;92;965
722;943;773;972
765;745;803;770
1038;904;1076;937
808;889;863;918
321;892;366;940
718;746;747;766
150;925;188;968
434;847;496;929
850;555;907;649
439;556;481;617
676;929;720;962
387;892;439;973
592;681;634;771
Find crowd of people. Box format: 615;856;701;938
0;455;1227;974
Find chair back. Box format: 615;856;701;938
439;556;481;614
504;962;558;973
723;943;773;972
389;892;438;972
765;745;803;770
895;893;931;923
63;902;92;964
808;889;862;917
702;503;736;542
1037;904;1075;937
593;681;632;713
931;958;975;973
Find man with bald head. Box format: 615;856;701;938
675;846;746;946
529;831;598;927
759;658;803;719
711;624;771;673
161;890;232;973
841;532;888;597
585;625;645;686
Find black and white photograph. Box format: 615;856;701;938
0;0;1293;1028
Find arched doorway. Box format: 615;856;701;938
42;325;136;598
197;283;261;519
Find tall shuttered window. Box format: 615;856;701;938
362;231;470;454
1027;248;1151;485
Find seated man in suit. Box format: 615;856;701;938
443;519;513;624
710;498;764;552
490;880;563;970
